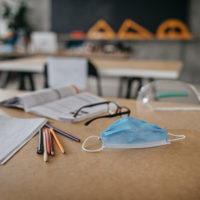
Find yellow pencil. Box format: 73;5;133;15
50;128;65;153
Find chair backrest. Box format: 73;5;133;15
46;57;88;90
30;32;58;53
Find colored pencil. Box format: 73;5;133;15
45;128;51;155
36;129;43;154
49;130;54;156
45;123;80;143
43;130;48;162
50;128;65;153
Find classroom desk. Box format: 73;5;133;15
0;56;171;74
0;56;45;73
90;58;183;79
0;90;200;200
0;56;46;90
0;56;183;97
90;58;183;98
0;53;182;78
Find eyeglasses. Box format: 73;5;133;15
73;101;131;126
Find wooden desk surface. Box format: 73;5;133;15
0;56;46;72
90;58;182;71
90;58;183;79
0;51;130;60
0;55;183;80
0;90;200;200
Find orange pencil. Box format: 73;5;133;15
50;128;65;153
45;129;51;155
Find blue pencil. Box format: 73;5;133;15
44;124;80;143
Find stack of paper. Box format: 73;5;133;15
0;115;47;165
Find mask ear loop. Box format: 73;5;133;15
82;136;104;152
168;132;186;142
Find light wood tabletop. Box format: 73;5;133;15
0;90;200;200
0;56;46;73
0;55;183;79
90;58;183;79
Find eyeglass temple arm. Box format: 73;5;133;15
85;115;115;126
84;110;130;126
73;101;109;118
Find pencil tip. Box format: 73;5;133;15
62;150;65;154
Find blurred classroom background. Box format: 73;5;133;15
0;0;199;97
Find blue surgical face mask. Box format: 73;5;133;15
82;116;185;152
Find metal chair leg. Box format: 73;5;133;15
125;77;143;99
0;72;10;88
97;78;102;96
118;77;127;98
18;73;26;90
18;72;35;90
27;73;35;91
134;78;143;98
126;78;134;98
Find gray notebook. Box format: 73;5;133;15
0;115;47;165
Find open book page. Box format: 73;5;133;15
0;97;24;109
20;86;77;111
28;92;107;122
0;115;47;165
0;85;77;111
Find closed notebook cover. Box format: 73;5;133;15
0;115;47;165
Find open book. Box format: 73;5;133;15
0;85;107;122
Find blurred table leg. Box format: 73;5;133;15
18;72;35;91
0;71;10;88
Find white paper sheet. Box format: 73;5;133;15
47;57;88;90
0;115;47;165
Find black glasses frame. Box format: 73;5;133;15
73;101;131;126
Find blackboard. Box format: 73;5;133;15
51;0;189;34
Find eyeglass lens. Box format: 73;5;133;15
107;102;119;114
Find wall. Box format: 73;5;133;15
189;0;200;38
27;0;51;31
0;0;51;31
51;0;188;33
128;0;200;84
181;0;200;84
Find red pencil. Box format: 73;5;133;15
45;128;51;155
